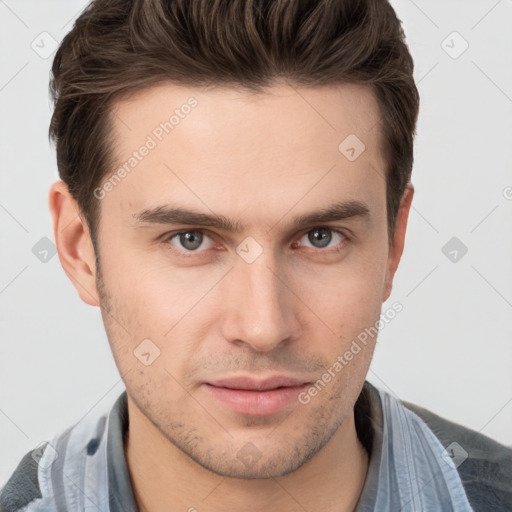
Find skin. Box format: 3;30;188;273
49;81;413;512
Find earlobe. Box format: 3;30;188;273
48;180;100;307
382;184;414;302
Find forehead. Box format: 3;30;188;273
103;82;386;228
111;81;383;152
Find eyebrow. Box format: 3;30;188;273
132;200;371;233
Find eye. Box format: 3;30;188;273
166;230;215;253
296;227;347;250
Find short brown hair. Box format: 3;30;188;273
49;0;419;245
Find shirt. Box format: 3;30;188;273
1;381;511;511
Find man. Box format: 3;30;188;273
1;0;510;510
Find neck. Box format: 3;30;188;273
124;400;369;512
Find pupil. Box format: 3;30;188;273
180;231;202;250
308;228;331;248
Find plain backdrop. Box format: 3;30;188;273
1;0;511;486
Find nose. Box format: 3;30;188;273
220;252;301;352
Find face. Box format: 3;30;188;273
91;82;403;478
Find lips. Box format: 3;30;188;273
206;375;308;391
202;375;311;416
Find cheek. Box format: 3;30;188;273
99;249;226;365
99;244;187;316
292;247;388;334
297;263;385;401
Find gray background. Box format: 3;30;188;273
1;0;511;486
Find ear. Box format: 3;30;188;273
48;180;100;307
382;184;414;302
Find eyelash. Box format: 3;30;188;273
163;227;350;258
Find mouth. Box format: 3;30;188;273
202;375;311;416
206;375;309;391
